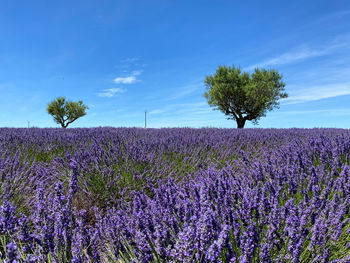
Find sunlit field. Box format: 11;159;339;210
0;128;349;262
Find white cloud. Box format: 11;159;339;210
98;88;126;98
148;101;209;117
113;70;142;84
246;34;350;70
167;83;202;100
280;108;350;116
132;70;142;76
113;76;137;84
121;57;139;63
246;47;327;70
284;82;350;104
173;101;209;115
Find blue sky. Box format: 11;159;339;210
0;0;350;128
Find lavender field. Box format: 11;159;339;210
0;127;349;262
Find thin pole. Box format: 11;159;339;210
28;121;30;128
144;110;147;128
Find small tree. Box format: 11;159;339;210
47;97;89;128
204;65;288;128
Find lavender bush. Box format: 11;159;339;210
0;127;349;262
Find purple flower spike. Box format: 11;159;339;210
6;242;20;262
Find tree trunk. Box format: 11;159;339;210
236;118;246;128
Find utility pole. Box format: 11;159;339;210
28;121;30;128
144;110;147;128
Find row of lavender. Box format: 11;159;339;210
0;128;349;262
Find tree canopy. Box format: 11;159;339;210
204;65;288;128
47;97;89;128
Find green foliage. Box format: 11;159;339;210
47;97;89;128
204;65;288;128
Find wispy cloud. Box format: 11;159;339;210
167;83;203;100
98;88;126;98
149;101;209;117
246;47;327;70
121;57;139;63
132;70;141;76
284;82;350;104
117;57;147;69
246;34;350;70
114;76;136;84
113;70;141;84
280;108;350;116
173;101;209;115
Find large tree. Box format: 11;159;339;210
204;65;288;128
47;97;89;128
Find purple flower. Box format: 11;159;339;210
6;242;20;262
69;159;79;197
0;201;17;235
